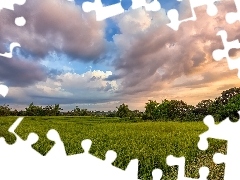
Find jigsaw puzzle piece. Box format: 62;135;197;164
0;137;11;156
225;0;240;24
166;155;209;180
66;139;140;180
167;0;220;31
103;149;139;179
0;112;17;145
190;0;219;16
0;0;26;10
82;0;161;21
45;129;67;157
131;0;161;12
197;115;239;150
0;84;9;97
0;0;26;59
152;168;163;180
15;16;26;26
40;129;69;180
213;151;240;180
0;42;21;58
7;117;41;157
0;117;43;180
82;0;125;21
198;113;240;180
212;30;240;78
0;116;19;145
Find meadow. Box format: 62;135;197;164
0;116;226;179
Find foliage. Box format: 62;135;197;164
43;104;63;116
71;106;89;116
143;100;159;120
116;103;131;118
215;87;240;105
0;104;11;116
216;94;240;121
1;87;240;122
194;99;213;116
143;99;196;121
25;103;45;116
208;88;240;121
0;116;225;180
25;103;63;116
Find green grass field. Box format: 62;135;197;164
0;116;226;179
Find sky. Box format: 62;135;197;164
0;0;240;111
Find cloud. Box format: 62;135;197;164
0;0;107;61
1;70;119;109
108;0;240;102
0;0;113;89
0;55;47;87
1;0;240;111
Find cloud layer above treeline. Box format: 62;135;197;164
0;0;240;111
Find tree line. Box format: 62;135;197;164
0;87;240;122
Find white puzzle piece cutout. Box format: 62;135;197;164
0;84;9;97
212;30;240;78
225;0;240;24
0;117;163;180
0;0;26;59
82;0;125;21
0;42;21;58
0;0;26;11
167;0;221;31
166;155;209;180
82;0;161;21
131;0;161;12
198;112;240;180
15;16;26;26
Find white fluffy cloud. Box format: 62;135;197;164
4;70;119;110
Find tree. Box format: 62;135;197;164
43;104;63;116
0;104;11;116
215;87;240;105
143;100;159;120
217;94;240;121
52;104;63;116
116;103;131;118
208;87;240;121
155;99;190;120
194;99;213;116
25;103;45;116
143;99;196;121
131;110;142;118
106;110;117;117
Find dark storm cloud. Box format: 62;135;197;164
0;94;118;106
0;56;47;87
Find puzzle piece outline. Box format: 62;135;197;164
0;117;163;180
166;155;209;180
0;0;26;11
198;112;240;180
167;0;221;31
225;0;240;24
82;0;161;21
212;30;240;78
0;0;26;59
